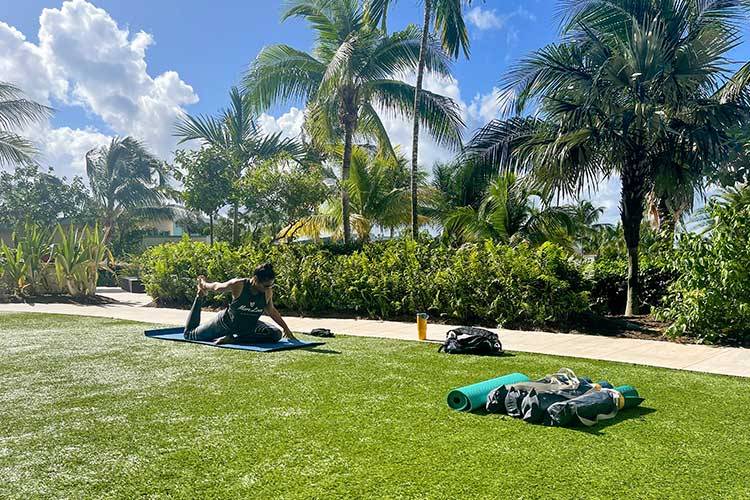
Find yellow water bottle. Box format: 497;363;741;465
417;313;428;340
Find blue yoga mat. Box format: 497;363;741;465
144;327;325;352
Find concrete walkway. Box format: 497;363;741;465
1;287;748;378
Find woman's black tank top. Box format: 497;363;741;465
219;279;267;334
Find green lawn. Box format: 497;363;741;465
1;313;749;499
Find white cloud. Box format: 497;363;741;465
577;176;622;224
466;6;507;31
258;107;305;139
0;0;199;180
467;88;502;126
32;125;113;176
0;21;67;104
466;6;537;32
36;0;198;157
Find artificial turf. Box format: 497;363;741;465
1;312;749;499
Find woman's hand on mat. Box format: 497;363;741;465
213;335;233;345
282;330;297;341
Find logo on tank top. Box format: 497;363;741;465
237;302;263;314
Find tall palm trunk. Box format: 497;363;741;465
102;198;116;246
231;203;239;245
620;161;648;316
340;89;358;245
342;124;354;245
410;0;432;240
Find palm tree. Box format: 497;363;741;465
369;0;471;239
85;136;173;244
568;200;616;255
0;82;52;166
279;146;413;242
422;157;498;224
174;87;304;245
441;172;575;247
243;0;464;245
466;0;750;315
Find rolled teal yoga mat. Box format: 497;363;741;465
615;385;645;409
447;372;530;412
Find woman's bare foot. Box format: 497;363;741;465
196;275;207;296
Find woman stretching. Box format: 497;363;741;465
183;262;296;344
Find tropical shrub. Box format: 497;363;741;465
656;190;750;345
0;242;27;295
140;238;588;328
583;257;676;316
0;222;112;298
13;222;55;295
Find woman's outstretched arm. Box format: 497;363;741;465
199;276;244;298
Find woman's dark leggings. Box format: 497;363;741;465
183;296;230;341
183;296;283;343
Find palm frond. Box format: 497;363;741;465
243;45;326;111
0;82;53;130
359;26;452;81
0;130;38;167
368;79;464;149
434;0;471;59
174;113;228;147
357;103;396;159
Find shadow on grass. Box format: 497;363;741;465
304;347;341;355
437;352;517;358
565;406;657;436
465;406;656;435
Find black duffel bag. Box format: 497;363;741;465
438;327;503;356
309;328;334;338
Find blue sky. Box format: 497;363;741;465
3;1;558;126
2;1;749;222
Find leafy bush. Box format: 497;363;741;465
583;256;676;315
139;238;589;328
656;192;750;345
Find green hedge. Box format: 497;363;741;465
656;194;750;345
583;257;676;316
139;239;589;328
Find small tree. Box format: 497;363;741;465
0;165;96;227
238;158;330;239
174;148;232;245
174;87;304;245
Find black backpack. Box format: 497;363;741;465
438;327;503;355
309;328;334;338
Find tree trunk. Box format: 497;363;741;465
102;214;115;246
410;0;432;240
342;122;354;246
656;196;676;243
231;204;238;245
209;212;214;246
620;162;648;316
